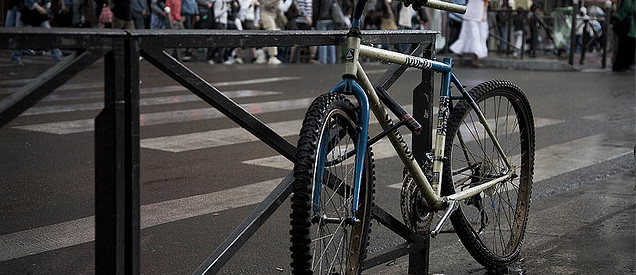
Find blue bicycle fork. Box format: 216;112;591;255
313;79;369;219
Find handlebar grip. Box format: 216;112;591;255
404;0;467;14
424;0;467;14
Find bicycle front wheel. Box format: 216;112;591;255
442;80;535;270
290;93;375;275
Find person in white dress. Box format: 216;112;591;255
449;0;489;67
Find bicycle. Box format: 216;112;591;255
288;0;535;274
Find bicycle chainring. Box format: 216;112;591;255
400;172;435;234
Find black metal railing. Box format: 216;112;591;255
0;27;437;274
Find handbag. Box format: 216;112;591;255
331;0;346;27
98;5;113;25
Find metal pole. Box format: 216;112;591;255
569;0;580;65
602;1;612;68
409;34;435;275
94;34;141;275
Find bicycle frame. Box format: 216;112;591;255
320;3;515;218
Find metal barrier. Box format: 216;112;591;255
0;27;437;274
441;6;613;68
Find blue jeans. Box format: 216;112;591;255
150;13;167;29
13;20;62;63
132;11;145;29
7;7;23;62
316;20;336;64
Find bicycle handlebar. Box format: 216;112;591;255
416;0;467;14
351;0;466;33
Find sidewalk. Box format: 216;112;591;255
0;47;618;82
447;51;614;72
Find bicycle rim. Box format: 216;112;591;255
443;80;535;269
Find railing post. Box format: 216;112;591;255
602;3;612;68
94;33;141;275
409;34;436;275
569;0;580;65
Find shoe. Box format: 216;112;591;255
234;57;244;64
182;56;191;61
471;61;483;68
255;49;266;64
309;59;321;64
223;57;235;65
268;57;282;65
207;60;216;65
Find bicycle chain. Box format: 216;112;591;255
400;164;435;234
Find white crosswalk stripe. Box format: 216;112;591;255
0;76;301;95
21;90;280;116
243;117;564;171
13;98;314;134
1;76;633;264
1;131;630;262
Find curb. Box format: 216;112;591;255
481;57;579;71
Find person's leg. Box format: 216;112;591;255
327;45;336;64
513;30;522;56
260;10;281;64
38;21;63;62
316;21;328;63
5;7;17;27
132;11;144;29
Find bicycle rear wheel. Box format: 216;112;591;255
290;93;374;275
442;80;535;269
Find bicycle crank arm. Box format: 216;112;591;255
431;200;458;237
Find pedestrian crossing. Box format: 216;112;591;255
1;75;634;263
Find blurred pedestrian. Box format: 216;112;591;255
612;0;635;71
511;7;525;56
181;0;199;30
312;0;340;63
6;0;26;66
150;0;169;29
449;0;489;67
181;0;199;60
574;6;590;53
496;4;509;53
447;0;465;47
110;0;135;29
132;0;149;29
205;0;229;64
166;0;183;29
55;0;74;26
166;0;185;60
292;0;318;63
396;2;414;53
257;0;286;65
15;0;63;63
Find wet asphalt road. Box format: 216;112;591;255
0;55;634;274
